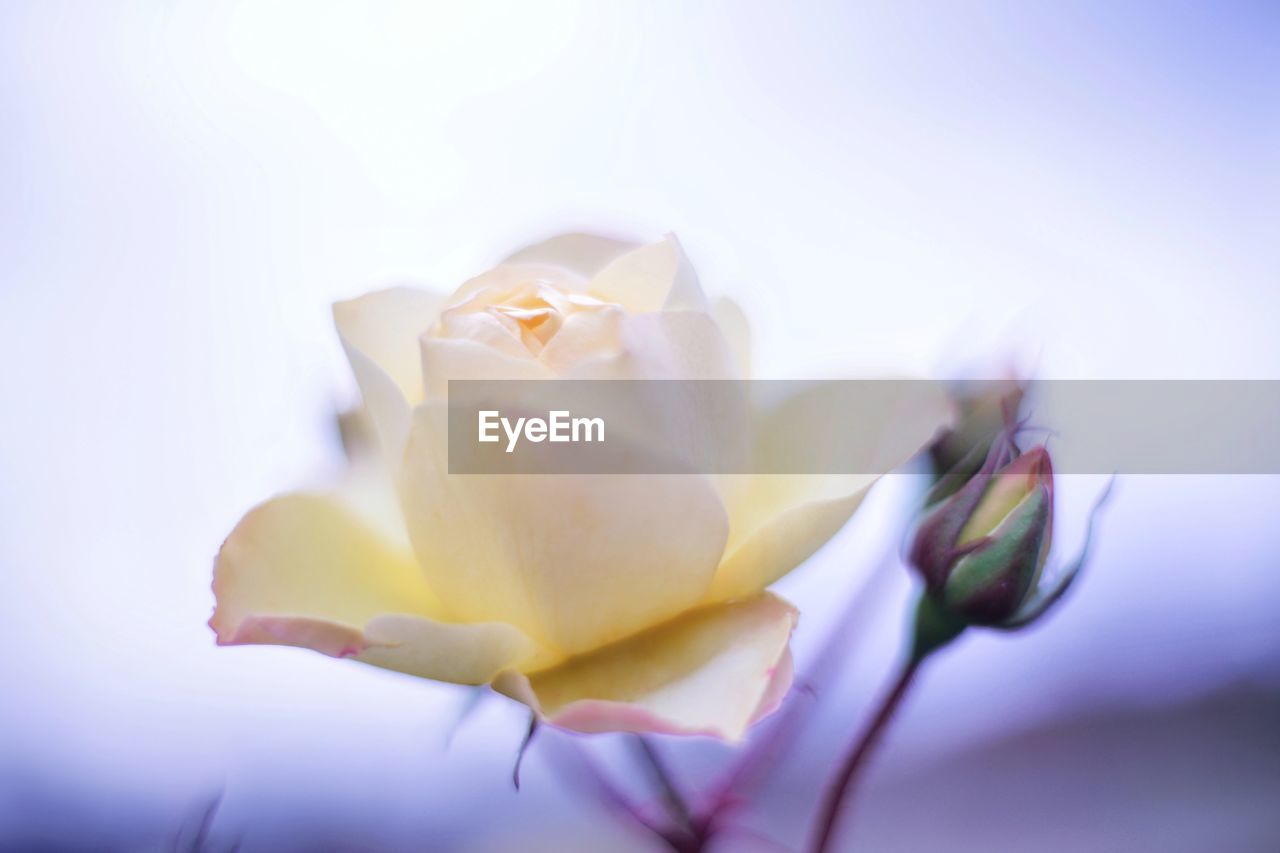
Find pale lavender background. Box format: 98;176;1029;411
1;2;1278;850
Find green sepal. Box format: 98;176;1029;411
909;592;968;664
999;477;1115;630
942;485;1050;624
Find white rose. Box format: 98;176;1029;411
211;234;940;740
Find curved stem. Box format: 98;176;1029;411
634;736;718;852
547;736;674;847
808;658;923;853
635;736;696;834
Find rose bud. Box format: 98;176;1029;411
909;437;1054;627
925;381;1025;507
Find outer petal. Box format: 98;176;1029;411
211;490;537;684
711;295;751;380
558;311;739;381
420;335;552;399
493;594;797;741
334;287;445;458
588;234;709;313
705;474;879;604
541;310;749;475
550;311;743;434
535;305;626;374
705;381;950;603
399;404;730;657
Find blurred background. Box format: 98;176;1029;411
1;1;1278;850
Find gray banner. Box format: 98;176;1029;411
445;380;1280;474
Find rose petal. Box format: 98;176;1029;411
536;305;627;374
538;311;748;478
398;404;730;656
442;261;590;307
589;234;709;313
357;613;542;684
558;311;739;381
419;336;553;399
436;308;531;360
334;287;445;458
211;490;537;684
705;381;950;603
711;295;752;379
493;593;798;741
705;475;879;603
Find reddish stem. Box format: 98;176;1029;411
808;657;923;853
634;736;711;852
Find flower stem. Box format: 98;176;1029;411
808;594;966;853
807;656;922;853
555;737;674;846
634;736;707;852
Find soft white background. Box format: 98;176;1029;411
2;2;1277;850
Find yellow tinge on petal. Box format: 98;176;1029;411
589;234;708;313
334;287;444;458
494;593;798;741
706;380;950;604
218;231;948;741
211;490;539;684
398;404;730;657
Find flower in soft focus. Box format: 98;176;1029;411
816;415;1110;853
210;233;941;740
910;437;1054;627
925;381;1025;506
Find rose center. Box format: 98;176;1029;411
486;285;612;354
439;273;619;358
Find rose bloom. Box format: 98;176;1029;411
211;234;940;740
